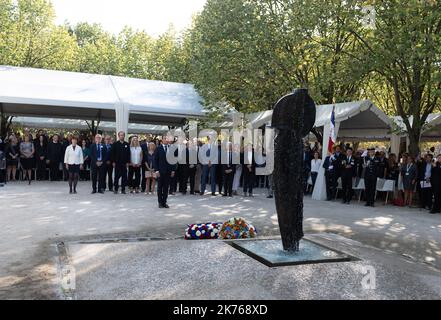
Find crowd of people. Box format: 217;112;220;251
0;129;263;209
0;129;440;214
311;142;441;214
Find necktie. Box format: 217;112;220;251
98;145;102;161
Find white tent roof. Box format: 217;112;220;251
393;114;441;140
12;117;169;135
0;65;204;125
237;100;393;140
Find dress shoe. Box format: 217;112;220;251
98;190;104;194
163;204;170;209
429;210;438;214
158;204;164;209
121;190;126;195
222;194;228;197
211;192;216;196
267;195;273;199
91;191;97;194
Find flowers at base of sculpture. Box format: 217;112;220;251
185;223;222;240
219;217;257;240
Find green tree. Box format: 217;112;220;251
356;0;441;155
188;0;366;115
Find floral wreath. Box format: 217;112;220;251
218;217;257;240
185;223;222;240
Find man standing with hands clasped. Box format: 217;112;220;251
430;154;441;214
341;147;356;204
154;135;176;209
363;147;380;207
111;131;131;195
90;134;106;194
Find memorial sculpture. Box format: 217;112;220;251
272;89;316;252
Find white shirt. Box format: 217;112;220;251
64;145;84;165
311;159;322;173
130;146;143;165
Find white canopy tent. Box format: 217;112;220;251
12;117;169;135
0;65;205;135
393;114;441;142
247;100;392;140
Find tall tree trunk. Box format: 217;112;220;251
408;129;421;157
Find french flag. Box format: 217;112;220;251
328;107;336;153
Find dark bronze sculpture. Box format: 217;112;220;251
272;89;316;252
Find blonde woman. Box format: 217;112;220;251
144;142;157;194
128;136;143;193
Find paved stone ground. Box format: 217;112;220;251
0;181;440;299
68;234;441;300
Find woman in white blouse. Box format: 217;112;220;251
64;136;84;194
128;136;143;194
310;151;322;191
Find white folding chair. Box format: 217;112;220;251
377;179;395;205
335;177;343;200
375;178;386;201
353;178;365;202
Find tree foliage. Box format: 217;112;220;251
0;0;440;155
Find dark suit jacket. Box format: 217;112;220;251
111;141;130;165
342;155;357;178
222;152;236;174
103;144;112;162
90;143;105;168
241;150;255;174
154;144;177;174
431;162;441;189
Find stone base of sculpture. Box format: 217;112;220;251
230;239;355;267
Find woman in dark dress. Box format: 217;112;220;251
6;135;19;182
80;139;91;181
35;135;48;180
401;155;417;207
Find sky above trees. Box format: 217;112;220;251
51;0;206;36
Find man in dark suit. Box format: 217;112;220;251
323;154;332;201
329;145;345;200
430;154;441;214
419;154;434;210
341;148;356;204
103;135;113;192
178;141;190;195
47;134;63;181
154;135;176;208
186;139;198;195
111;131;131;194
242;144;256;197
90;134;106;194
363;147;380;207
140;139;148;193
222;142;236;197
